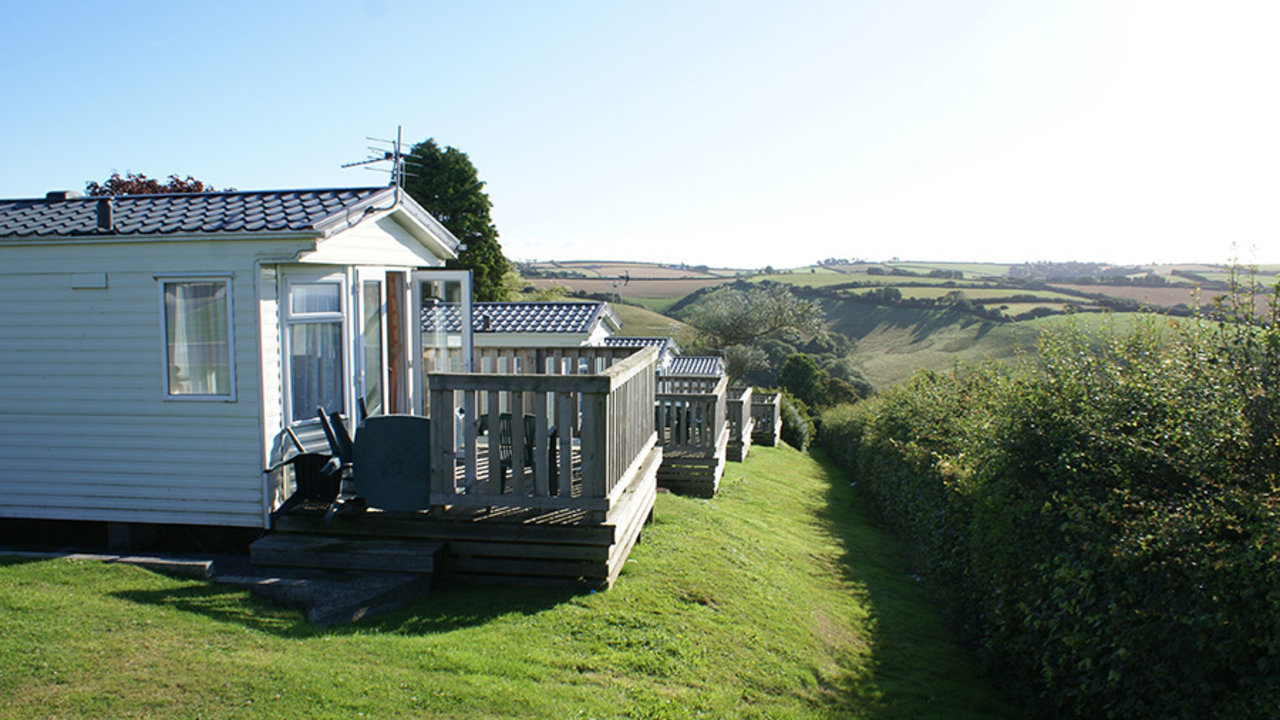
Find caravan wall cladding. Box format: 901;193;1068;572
0;239;274;528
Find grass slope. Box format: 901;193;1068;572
613;303;690;338
0;447;1016;719
821;297;1150;388
823;301;1031;387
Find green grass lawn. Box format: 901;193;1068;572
620;298;686;320
0;446;1017;719
612;302;690;338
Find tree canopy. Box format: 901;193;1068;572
403;139;510;301
85;172;229;196
682;283;824;347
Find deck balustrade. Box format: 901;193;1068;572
657;375;723;395
654;375;727;453
653;374;729;496
427;346;658;513
750;391;782;446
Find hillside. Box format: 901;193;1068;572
522;259;1271;388
612;302;691;338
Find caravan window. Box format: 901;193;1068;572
161;278;235;399
285;281;344;423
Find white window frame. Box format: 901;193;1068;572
157;274;237;402
282;272;348;426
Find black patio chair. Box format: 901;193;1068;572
479;413;559;493
265;426;339;516
318;408;364;520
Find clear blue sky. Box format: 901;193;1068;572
3;1;1277;267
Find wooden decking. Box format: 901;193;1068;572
270;442;659;587
258;345;663;589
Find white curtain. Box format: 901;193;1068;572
290;322;343;422
165;281;230;395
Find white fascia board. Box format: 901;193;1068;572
0;230;321;247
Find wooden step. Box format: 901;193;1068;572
250;534;443;573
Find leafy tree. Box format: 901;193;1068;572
403;138;510;301
682;283;823;347
85;171;230;196
779;353;826;409
721;343;769;383
756;337;799;372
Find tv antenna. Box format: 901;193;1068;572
341;125;416;189
606;271;631;303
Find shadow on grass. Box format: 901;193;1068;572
0;555;63;569
823;302;999;347
110;580;580;639
804;447;1021;720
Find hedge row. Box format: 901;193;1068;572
821;312;1280;718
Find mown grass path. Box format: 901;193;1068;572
0;446;1017;719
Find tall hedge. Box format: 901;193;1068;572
821;310;1280;718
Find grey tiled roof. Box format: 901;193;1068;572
604;336;679;356
422;302;610;334
667;356;725;377
0;187;425;239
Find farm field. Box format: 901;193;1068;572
883;261;1014;277
1049;283;1207;308
745;271;869;288
534;261;725;279
791;273;973;288
0;446;1018;719
892;286;1079;302
527;276;732;299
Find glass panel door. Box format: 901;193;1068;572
359;278;386;418
410;270;472;416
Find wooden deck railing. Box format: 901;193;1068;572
727;386;755;446
427;346;658;512
654;375;728;455
657;375;723;395
750;391;782;446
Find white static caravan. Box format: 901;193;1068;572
0;187;469;531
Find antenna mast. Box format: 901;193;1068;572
340;125;412;190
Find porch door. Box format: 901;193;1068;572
410;270;473;416
354;269;390;419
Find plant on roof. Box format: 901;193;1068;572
85;171;232;196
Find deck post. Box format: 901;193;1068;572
580;390;608;498
429;387;454;512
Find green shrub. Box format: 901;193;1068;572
821;304;1280;719
779;392;815;450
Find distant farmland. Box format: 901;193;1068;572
528;276;733;298
1049;283;1206;308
